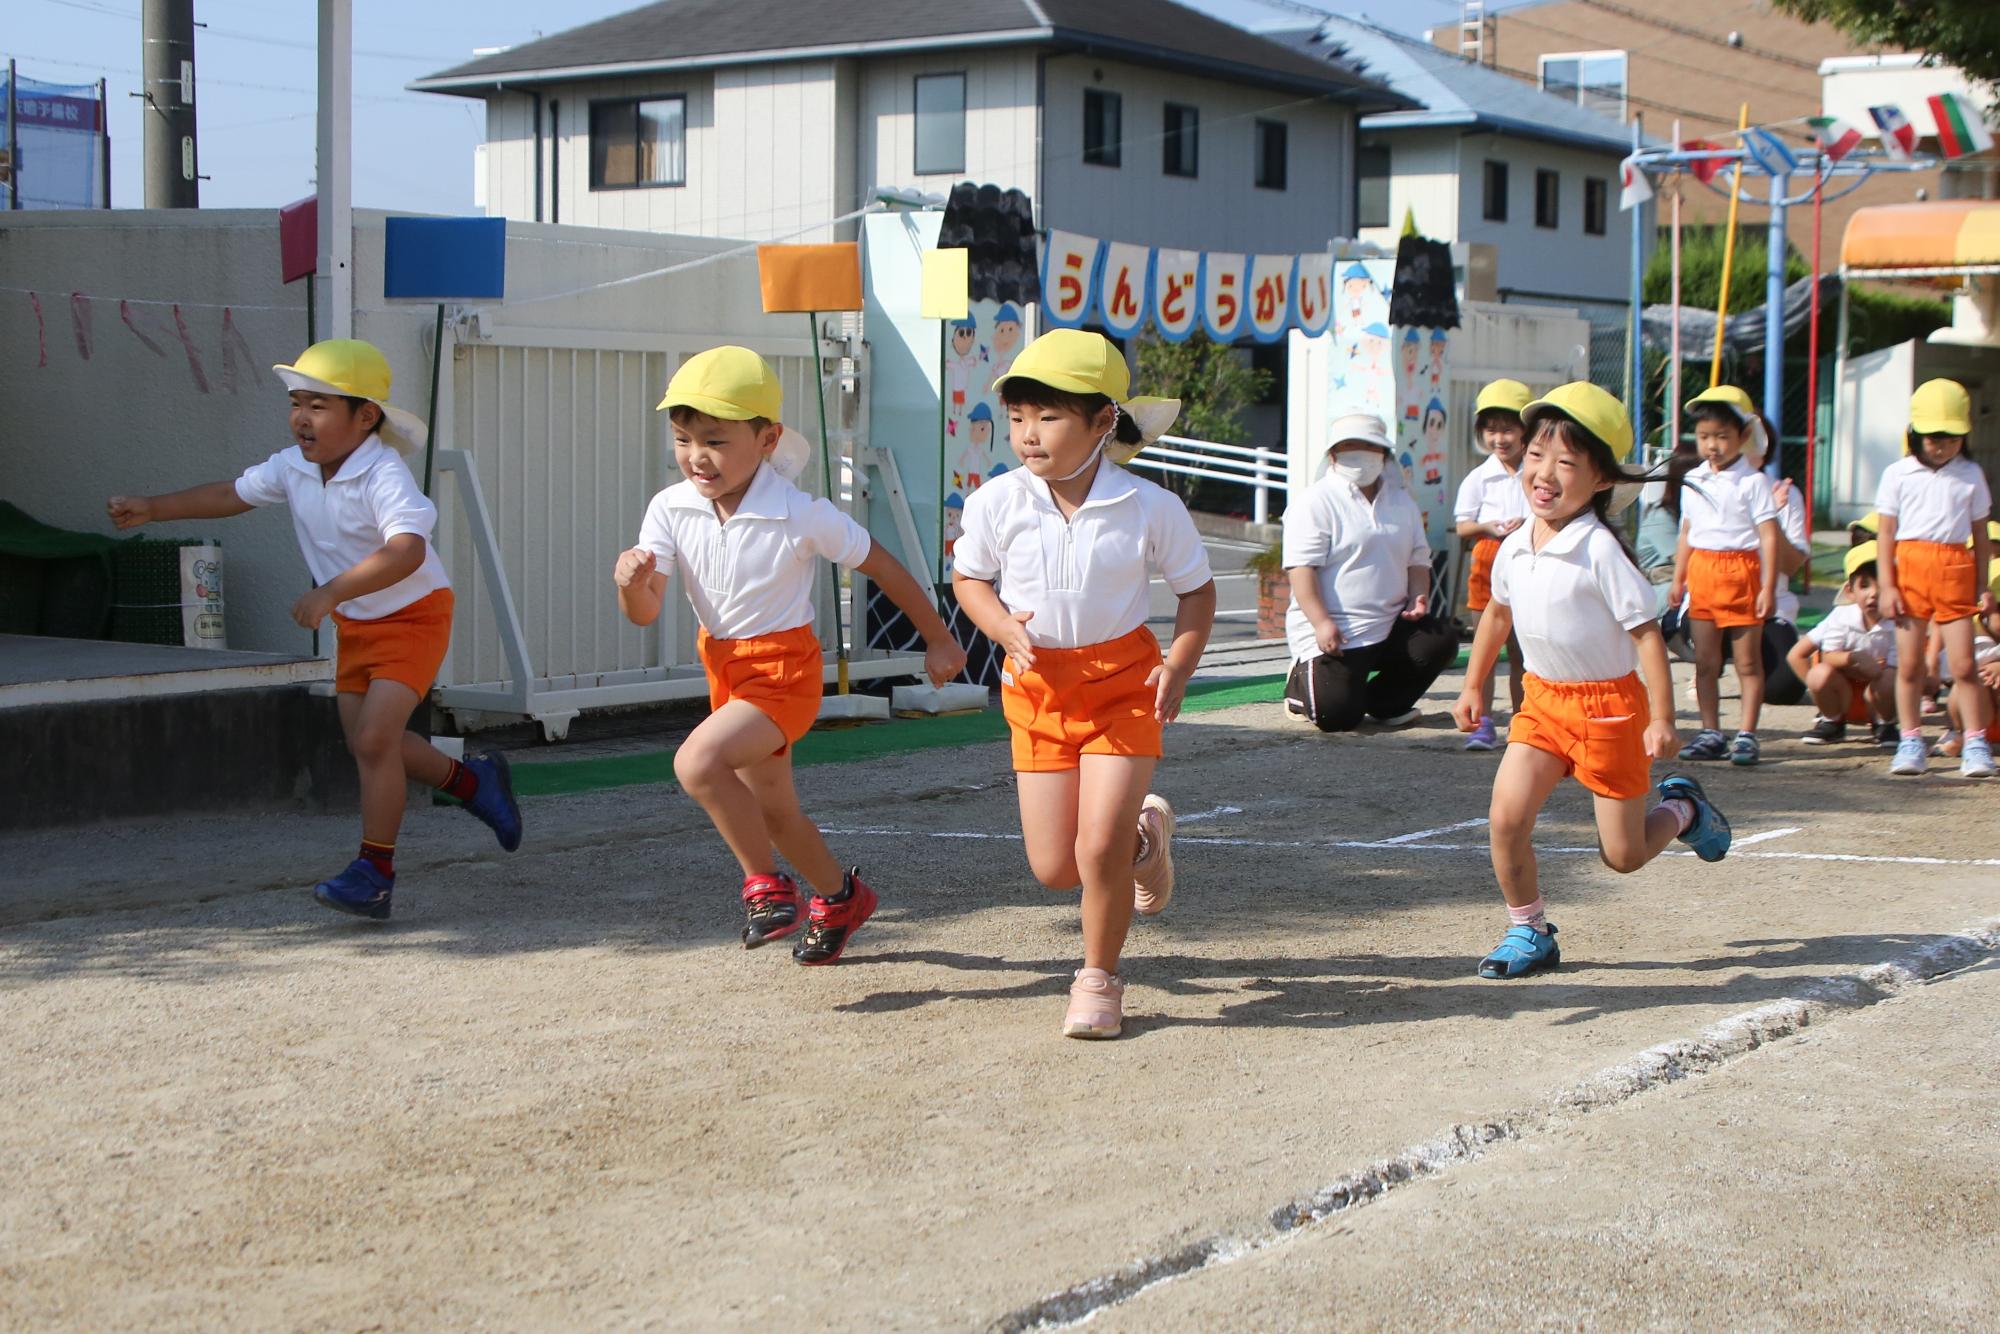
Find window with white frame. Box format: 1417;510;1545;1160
590;95;686;189
914;73;966;176
1539;50;1628;121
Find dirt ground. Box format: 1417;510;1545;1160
2;659;1996;1330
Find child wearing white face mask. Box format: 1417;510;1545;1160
1282;414;1459;732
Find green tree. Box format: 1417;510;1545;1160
1132;330;1272;445
1770;1;2000;90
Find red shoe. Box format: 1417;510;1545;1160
792;869;878;966
741;873;801;949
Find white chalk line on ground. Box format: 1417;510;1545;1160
990;915;2000;1332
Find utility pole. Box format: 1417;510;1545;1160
142;0;198;207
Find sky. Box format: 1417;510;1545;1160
4;0;1485;214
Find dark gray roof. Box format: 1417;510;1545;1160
410;0;1409;107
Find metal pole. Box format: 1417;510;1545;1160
316;0;354;339
97;77;111;207
1668;119;1682;463
6;60;17;212
422;303;445;496
141;0;198;208
1804;166;1825;588
1710;104;1750;387
1628;116;1644;448
1762;171;1787;465
809;312;850;694
936;321;949;609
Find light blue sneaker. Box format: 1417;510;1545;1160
1478;922;1559;979
1890;734;1929;776
1464;716;1498;751
1658;773;1731;863
1961;734;1996;779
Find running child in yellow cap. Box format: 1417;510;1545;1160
1453;378;1533;749
1669;384;1781;766
108;339;524;920
1452;383;1731;980
614;346;965;963
952;330;1217;1038
1876;378;1996;777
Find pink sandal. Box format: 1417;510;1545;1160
1063;967;1125;1039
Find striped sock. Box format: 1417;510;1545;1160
438;759;478;800
359;839;395;878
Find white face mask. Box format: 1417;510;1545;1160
1331;450;1385;487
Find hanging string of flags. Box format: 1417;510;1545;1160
1039;230;1335;342
14;287;271;394
1619;92;1992;210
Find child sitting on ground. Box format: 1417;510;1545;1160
1788;541;1897;745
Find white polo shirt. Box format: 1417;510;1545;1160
234;436;450;621
1875;455;1991;544
953;462;1212;649
1680;455;1778;552
1805;602;1896;665
635;461;873;640
1283;470;1431;659
1491;511;1657;682
1452;454;1528;528
1775;483;1809;623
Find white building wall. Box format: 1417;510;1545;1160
1356;128;1458;251
1454;131;1634;308
858;50;1040;200
1041;53;1354;250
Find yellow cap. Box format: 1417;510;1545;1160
1910;378;1972;436
1474;379;1533;418
1844;541;1879;581
657;346;784;420
1849;511;1880;537
1684;384;1756;423
1521;382;1634;464
991;329;1130;400
272;338;427;453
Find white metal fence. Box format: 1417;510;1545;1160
1123;433;1288;524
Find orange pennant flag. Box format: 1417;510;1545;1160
757;243;864;313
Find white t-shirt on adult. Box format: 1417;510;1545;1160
1874;454;1992;545
234;435;450;621
635;461;873;640
1491;511;1657;682
1680;454;1778;551
1774;482;1809;623
953;461;1212;650
1805;601;1896;666
1283;469;1431;659
1452;453;1528;527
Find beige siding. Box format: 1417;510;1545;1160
858;51;1040;198
1454;132;1632;306
1356;130;1458;251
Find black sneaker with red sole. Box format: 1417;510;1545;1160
741;872;801;948
792;869;878;966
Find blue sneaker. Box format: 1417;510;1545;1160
1464;716;1498;751
1728;731;1759;766
461;750;523;851
313;858;393;920
1678;729;1727;761
1658;773;1731;862
1890;735;1928;776
1478;922;1559;979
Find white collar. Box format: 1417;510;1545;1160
1022;459;1139;514
1520;508;1604;559
668;460;790;520
283;434;391;483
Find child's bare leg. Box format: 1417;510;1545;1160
338;681;424;846
1731;625;1766;731
1017;770;1083;891
1595;791;1679;874
401;732;454;787
1504;635;1526;715
1804;661;1851;721
1690;619;1724;731
673;701;789;876
1486;744;1567;910
740;751;842;896
1939;618;1992;733
1893;618;1928;730
1073;754;1155;973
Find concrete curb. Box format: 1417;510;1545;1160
989;916;2000;1332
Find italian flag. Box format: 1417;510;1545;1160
1928;93;1995;159
1807;115;1863;162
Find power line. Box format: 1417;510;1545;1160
1572;0;1823;73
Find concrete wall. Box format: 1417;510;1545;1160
1041;52;1354;250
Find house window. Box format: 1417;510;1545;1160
1084;88;1122;167
1584;177;1609;235
1535;168;1560;229
1540;51;1628;120
1356;144;1391;228
1482;159;1508;222
589;95;686;189
914;74;966;175
1163;102;1199;178
1255;119;1287;190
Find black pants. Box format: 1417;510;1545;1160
1285;616;1459;732
1762;619;1805;706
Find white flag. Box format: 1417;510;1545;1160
1619;155;1654;211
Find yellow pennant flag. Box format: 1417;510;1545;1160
921;248;971;321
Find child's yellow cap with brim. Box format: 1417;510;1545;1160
1844;541;1879;581
1910;378;1972;436
1522;382;1634;464
272;339;427;453
1474;379;1533;417
991;329;1181;464
657;346;784;421
1684;384;1756;424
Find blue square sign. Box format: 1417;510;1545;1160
383;216;506;300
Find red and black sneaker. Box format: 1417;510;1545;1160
792;869;879;966
741;872;801;949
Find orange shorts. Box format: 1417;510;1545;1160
1510;671;1652;800
332;588;453;696
1687;548;1763;628
1893;540;1978;624
1001;624;1164;772
698;624;823;756
1465;537;1501;613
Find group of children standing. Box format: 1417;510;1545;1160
104;324;1992;1033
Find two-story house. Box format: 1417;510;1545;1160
410;0;1406;256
